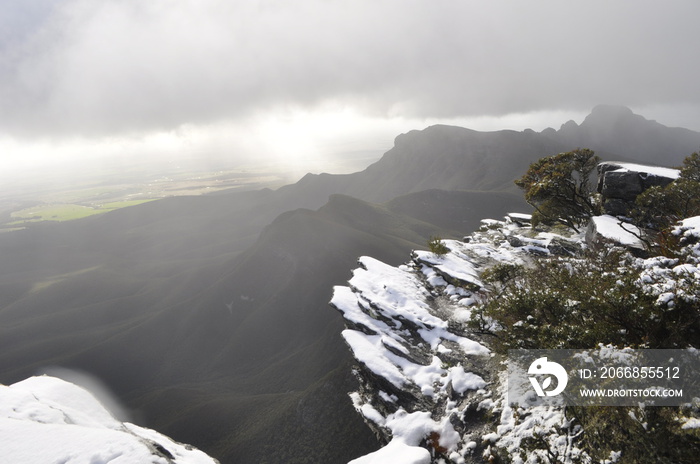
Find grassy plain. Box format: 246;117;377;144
9;200;155;225
0;167;288;230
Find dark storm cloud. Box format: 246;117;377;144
1;0;699;138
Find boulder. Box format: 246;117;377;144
585;215;645;252
599;168;643;200
602;198;634;216
597;162;679;214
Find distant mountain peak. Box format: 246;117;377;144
581;104;646;128
558;119;579;132
590;104;634;117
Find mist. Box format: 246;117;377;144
1;0;699;175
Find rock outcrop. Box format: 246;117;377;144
596;161;679;216
586;161;680;253
332;179;700;462
331;217;586;463
585;214;645;253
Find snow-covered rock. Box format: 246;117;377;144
597;161;679;198
331;217;587;463
0;375;218;464
586;214;646;251
597;161;679;215
332;210;700;463
332;159;700;463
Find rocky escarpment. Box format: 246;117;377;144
331;216;586;463
331;161;699;463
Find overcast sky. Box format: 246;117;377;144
2;0;699;173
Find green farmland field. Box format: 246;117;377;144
8;199;155;225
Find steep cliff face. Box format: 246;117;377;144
331;215;586;463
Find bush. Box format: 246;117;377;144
631;152;700;255
479;152;700;462
474;247;700;462
469;248;700;352
515;148;601;232
427;235;449;257
564;405;700;464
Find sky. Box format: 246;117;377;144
1;0;699;176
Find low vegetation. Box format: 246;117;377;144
470;250;699;352
427;235;450;257
470;151;700;463
631;152;700;255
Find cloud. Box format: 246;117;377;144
1;0;700;141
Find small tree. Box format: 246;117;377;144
632;152;700;233
515;148;600;232
427;235;449;257
630;152;700;255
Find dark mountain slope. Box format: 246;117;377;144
276;125;568;203
272;105;700;206
0;106;688;286
386;189;528;233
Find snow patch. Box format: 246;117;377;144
0;376;218;464
590;215;645;248
605;162;680;180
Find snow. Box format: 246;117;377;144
348;439;431;464
332;217;551;463
507;213;532;220
348;256;446;330
0;376;218;464
674;215;700;244
447;365;487;394
331;243;502;462
331;254;489;399
636;216;700;309
682;418;700;429
493;375;584;464
348;409;448;464
602;161;680;180
590;215;645;248
341;330;408;389
679;216;700;229
414;243;483;288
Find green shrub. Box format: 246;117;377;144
566;405;700;464
469;249;700;352
475;248;700;461
427;235;449;257
514;148;601;232
481;152;700;462
631;152;700;255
